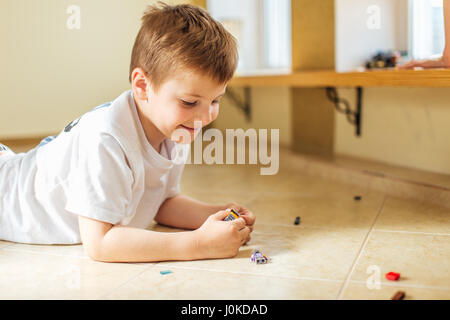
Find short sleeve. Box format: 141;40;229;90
65;132;134;225
166;164;184;198
166;144;190;199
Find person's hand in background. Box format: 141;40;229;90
399;0;450;70
398;55;450;69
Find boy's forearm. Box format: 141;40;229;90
155;194;225;230
96;224;201;263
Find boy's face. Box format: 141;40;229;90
133;68;227;147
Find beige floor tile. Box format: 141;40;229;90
180;190;258;209
374;197;450;234
246;187;385;229
4;243;88;258
154;224;367;281
282;170;376;197
342;282;450;300
0;250;150;299
181;162;299;194
350;231;450;289
106;265;342;300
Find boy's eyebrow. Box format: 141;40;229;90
185;91;226;99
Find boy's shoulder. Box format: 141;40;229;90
73;90;134;135
67;90;139;153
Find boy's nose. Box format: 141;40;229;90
196;105;217;127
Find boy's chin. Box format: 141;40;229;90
170;129;198;144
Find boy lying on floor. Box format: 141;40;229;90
0;3;254;262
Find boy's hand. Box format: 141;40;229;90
224;202;255;239
193;210;250;259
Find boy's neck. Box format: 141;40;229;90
134;97;165;154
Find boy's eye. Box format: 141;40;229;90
181;100;198;107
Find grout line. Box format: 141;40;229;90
250;223;450;237
336;196;387;300
0;243;17;250
155;263;343;284
253;223;368;232
97;263;158;300
372;229;450;237
348;279;450;292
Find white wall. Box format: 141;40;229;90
335;0;409;72
0;0;155;139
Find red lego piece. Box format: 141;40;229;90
385;272;400;281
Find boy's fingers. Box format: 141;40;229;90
243;234;251;245
238;226;250;242
231;217;246;230
213;210;231;220
240;211;256;224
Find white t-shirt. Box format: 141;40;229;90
0;89;191;244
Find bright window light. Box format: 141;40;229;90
207;0;291;74
262;0;291;70
410;0;445;59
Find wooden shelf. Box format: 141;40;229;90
229;69;450;88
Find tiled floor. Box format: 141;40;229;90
0;146;449;299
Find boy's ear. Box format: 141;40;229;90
131;68;151;102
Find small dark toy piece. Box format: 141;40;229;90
354;196;362;201
391;291;406;300
294;217;301;225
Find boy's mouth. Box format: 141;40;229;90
180;124;200;132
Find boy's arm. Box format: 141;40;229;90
78;210;250;263
154;194;226;230
78;215;200;262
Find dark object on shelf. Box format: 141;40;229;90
354;196;362;201
294;216;301;225
391;291;406;300
365;50;403;69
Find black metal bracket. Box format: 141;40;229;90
225;87;251;121
325;86;363;137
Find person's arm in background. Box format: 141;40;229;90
400;0;450;69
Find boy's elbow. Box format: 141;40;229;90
83;240;107;262
78;215;114;262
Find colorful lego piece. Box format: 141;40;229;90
251;250;268;264
385;272;400;281
224;208;240;221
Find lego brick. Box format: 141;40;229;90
385;272;400;281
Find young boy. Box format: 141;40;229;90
0;3;254;263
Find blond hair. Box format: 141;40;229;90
129;2;238;91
